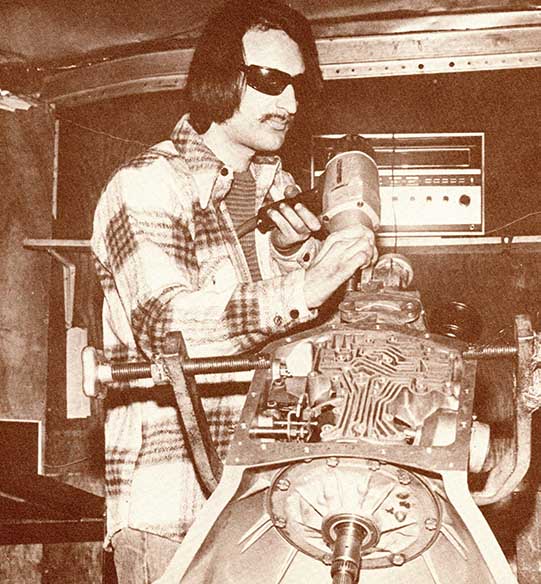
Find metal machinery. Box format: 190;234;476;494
82;137;541;584
83;253;541;584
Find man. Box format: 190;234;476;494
91;1;376;582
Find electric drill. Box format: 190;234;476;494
236;135;381;237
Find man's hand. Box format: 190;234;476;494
303;225;377;309
269;186;321;253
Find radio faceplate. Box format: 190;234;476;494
311;133;485;236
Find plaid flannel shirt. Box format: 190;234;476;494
91;114;320;544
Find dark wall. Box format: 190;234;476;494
0;106;53;422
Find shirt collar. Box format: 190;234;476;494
171;114;282;209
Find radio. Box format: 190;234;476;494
311;133;485;236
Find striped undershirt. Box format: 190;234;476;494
225;170;262;281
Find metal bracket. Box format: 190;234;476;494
161;332;223;495
473;314;539;505
47;249;75;330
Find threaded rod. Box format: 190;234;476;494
463;345;517;360
182;355;272;374
110;354;272;382
111;362;152;381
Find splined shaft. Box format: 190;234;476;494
328;519;368;584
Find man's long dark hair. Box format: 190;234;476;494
186;0;322;134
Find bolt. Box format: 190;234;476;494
322;553;333;565
277;479;291;491
327;457;339;468
368;460;381;471
425;517;438;531
397;470;412;485
391;553;406;566
274;517;287;529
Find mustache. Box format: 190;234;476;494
260;113;293;124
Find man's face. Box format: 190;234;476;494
221;28;305;156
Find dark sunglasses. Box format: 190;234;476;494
240;64;307;98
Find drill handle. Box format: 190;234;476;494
254;187;321;234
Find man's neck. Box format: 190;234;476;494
202;122;255;172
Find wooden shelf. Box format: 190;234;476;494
23;239;91;251
23;235;541;256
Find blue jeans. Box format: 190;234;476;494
111;528;181;584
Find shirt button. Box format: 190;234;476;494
290;309;300;319
303;252;311;262
273;315;283;326
220;167;229;176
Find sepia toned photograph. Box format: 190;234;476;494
1;1;540;582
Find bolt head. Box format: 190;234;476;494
397;470;412;485
368;460;381;471
277;479;290;491
322;553;333;565
391;553;406;566
425;517;438;531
